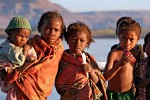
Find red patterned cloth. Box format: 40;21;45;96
55;50;107;100
5;35;64;100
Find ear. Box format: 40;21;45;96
137;36;140;40
86;43;88;47
85;42;89;48
116;29;118;35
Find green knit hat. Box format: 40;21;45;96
5;16;31;33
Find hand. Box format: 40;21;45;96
26;56;37;62
83;63;94;74
119;51;135;66
124;50;136;63
23;44;31;56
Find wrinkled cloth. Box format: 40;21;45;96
0;38;37;100
0;38;37;69
107;89;134;100
55;50;107;100
135;57;148;100
0;39;25;68
5;35;64;100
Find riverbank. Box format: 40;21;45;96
0;28;149;38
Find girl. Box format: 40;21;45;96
5;11;65;100
55;22;107;100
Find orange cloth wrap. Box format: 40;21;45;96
6;35;64;100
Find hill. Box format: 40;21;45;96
0;0;150;35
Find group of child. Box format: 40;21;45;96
0;11;149;100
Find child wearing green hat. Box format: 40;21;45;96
3;11;65;100
0;16;37;94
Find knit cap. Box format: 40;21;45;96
5;16;31;33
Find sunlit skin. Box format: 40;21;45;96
104;30;140;92
68;31;99;83
40;18;62;45
68;31;88;55
119;31;139;51
9;28;30;47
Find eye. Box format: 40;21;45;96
72;38;76;42
55;28;60;32
80;39;85;42
45;28;50;32
130;38;135;41
17;34;24;37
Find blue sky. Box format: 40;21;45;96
50;0;150;12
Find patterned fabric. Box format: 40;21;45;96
135;57;148;100
5;35;64;100
55;50;107;100
107;89;134;100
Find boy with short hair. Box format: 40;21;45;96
104;18;142;100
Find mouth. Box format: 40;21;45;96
122;45;130;49
49;38;56;42
50;39;55;42
75;47;81;51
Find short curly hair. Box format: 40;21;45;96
64;22;94;48
116;16;133;35
118;19;141;37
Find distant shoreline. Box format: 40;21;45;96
0;28;147;39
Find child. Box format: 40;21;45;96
111;16;144;64
0;16;37;69
111;16;133;50
135;32;150;100
0;16;37;99
5;11;65;100
103;18;142;100
55;22;107;100
116;16;133;35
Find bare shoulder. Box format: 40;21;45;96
108;49;122;61
104;49;123;72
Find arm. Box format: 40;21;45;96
84;63;99;83
89;68;99;84
103;50;131;81
23;44;31;57
103;51;122;81
136;78;150;88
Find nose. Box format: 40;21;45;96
49;29;55;36
75;40;81;46
123;39;131;47
21;37;27;42
126;39;131;44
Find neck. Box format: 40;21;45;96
68;49;81;57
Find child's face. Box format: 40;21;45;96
68;31;88;55
40;18;62;45
145;37;150;57
10;28;30;47
119;31;139;51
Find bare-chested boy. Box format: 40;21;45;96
103;18;142;100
